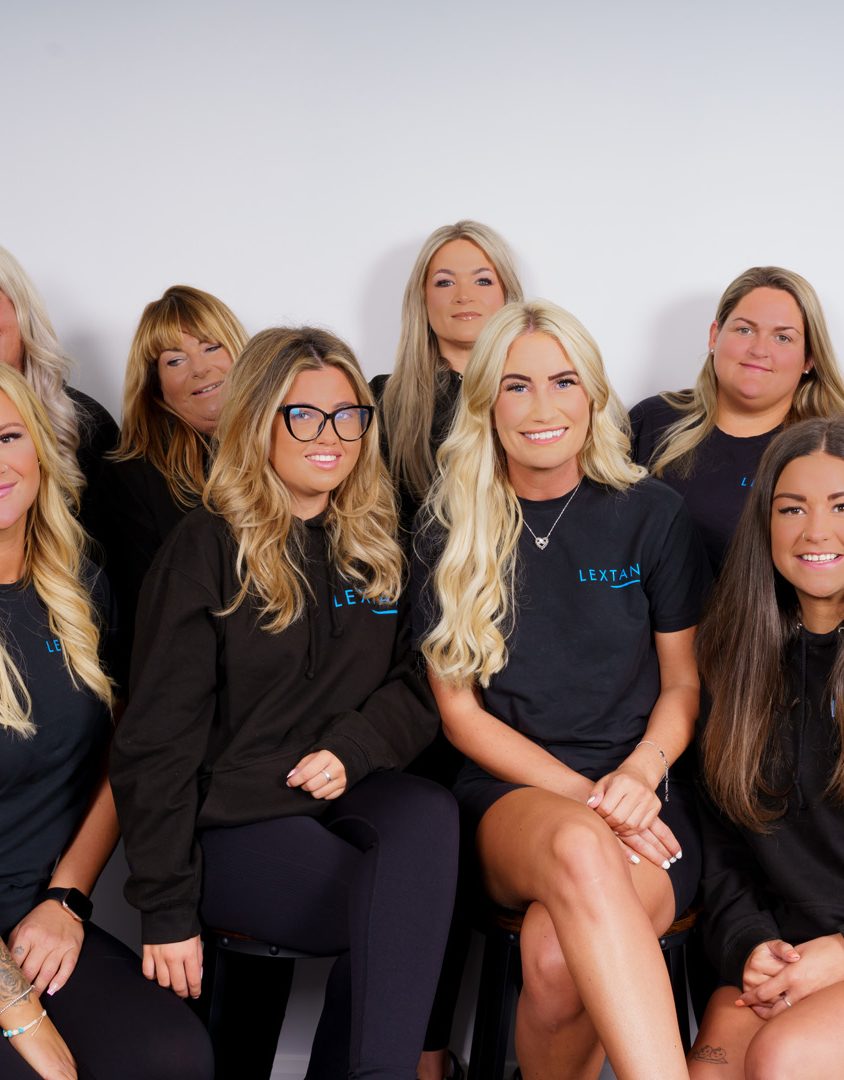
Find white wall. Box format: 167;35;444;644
4;0;843;1071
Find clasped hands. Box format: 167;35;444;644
586;763;681;870
735;934;844;1018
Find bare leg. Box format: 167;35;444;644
416;1049;455;1080
477;788;685;1080
690;981;844;1080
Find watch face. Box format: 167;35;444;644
57;888;93;922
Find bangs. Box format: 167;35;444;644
136;293;218;362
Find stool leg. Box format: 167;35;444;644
468;931;521;1080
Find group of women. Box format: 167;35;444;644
1;225;844;1080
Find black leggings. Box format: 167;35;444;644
0;922;213;1080
199;770;459;1080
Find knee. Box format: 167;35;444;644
137;1010;215;1080
519;909;582;1030
744;1022;803;1080
545;813;620;899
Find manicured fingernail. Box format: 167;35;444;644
662;860;671;869
286;768;297;778
735;999;745;1007
629;854;640;864
676;850;683;859
47;983;59;997
586;795;597;806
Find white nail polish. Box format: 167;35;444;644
669;856;677;864
676;850;683;859
662;860;671;869
47;983;58;997
630;854;640;864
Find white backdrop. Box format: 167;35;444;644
4;1;844;1074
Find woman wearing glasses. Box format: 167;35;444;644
111;327;458;1080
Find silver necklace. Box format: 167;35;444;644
522;479;582;550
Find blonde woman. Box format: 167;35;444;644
111;327;457;1080
414;301;709;1080
372;220;523;534
0;246;119;536
101;285;247;685
631;266;844;573
0;366;211;1080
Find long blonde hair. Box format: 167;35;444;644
114;285;247;506
0;366;113;736
421;300;645;687
381;221;523;503
0;246;83;504
650;267;844;478
206;327;403;633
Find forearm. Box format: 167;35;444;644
430;671;591;800
622;684;697;789
0;938;34;1008
49;769;119;895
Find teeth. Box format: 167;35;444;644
194;382;222;395
524;429;564;441
800;553;839;562
308;455;338;462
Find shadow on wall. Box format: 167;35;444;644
91;842;140;953
637;290;718;400
355;236;428;379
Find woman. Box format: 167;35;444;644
101;284;247;686
630;266;844;573
373;220;522;1080
414;300;709;1080
110;327;458;1080
372;219;523;535
0;366;211;1080
0;246;119;539
690;417;844;1078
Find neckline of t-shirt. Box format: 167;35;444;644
0;579;25;595
712;423;782;443
516;479;589;510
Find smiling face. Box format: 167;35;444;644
771;450;844;631
493;331;590;499
269;365;363;519
0;389;40;559
0;292;24;372
425;238;506;372
156;331;234;434
711;287;809;423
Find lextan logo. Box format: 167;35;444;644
577;563;642;589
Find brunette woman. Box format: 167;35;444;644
0;366;211;1080
111;327;458;1080
101;285;247;685
414;300;709;1080
0;246;119;538
690;417;844;1078
630;266;844;573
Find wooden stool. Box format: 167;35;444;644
467;908;697;1080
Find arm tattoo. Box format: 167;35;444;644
0;938;32;1006
690;1044;729;1065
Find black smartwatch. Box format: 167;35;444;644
43;887;93;923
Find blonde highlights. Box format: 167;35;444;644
650;267;844;478
0;366;113;736
381;221;523;503
421;300;645;687
206;327;403;633
115;285;247;506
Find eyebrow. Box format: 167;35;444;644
731;316;802;333
0;422;24;432
286;400;359;410
500;370;578;384
772;491;844;501
431;266;495;276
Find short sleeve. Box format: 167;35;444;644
643;490;711;633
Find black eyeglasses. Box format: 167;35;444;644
279;404;374;442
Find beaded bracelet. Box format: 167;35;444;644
0;986;35;1017
636;739;670;803
3;1009;46;1039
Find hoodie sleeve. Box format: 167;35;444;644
697;781;782;988
110;542;221;945
317;599;439;787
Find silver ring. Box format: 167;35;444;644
323;769;332;783
781;993;792;1008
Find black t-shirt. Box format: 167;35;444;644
65;386;120;546
413;477;709;784
0;571;113;936
629;394;780;574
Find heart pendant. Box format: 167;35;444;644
534;536;549;550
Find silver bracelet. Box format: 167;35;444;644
636;739;670;803
0;986;35;1017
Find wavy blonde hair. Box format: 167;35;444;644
381;221;523;503
114;285;247;506
421;300;645;688
0;246;83;505
0;366;113;736
650;266;844;477
206;326;403;633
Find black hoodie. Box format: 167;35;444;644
110;507;438;943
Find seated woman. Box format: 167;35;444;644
0;366;211;1080
110;327;458;1080
0;246;119;539
690;417;844;1079
414;300;709;1080
101;285;247;686
372;219;523;537
630;267;844;573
